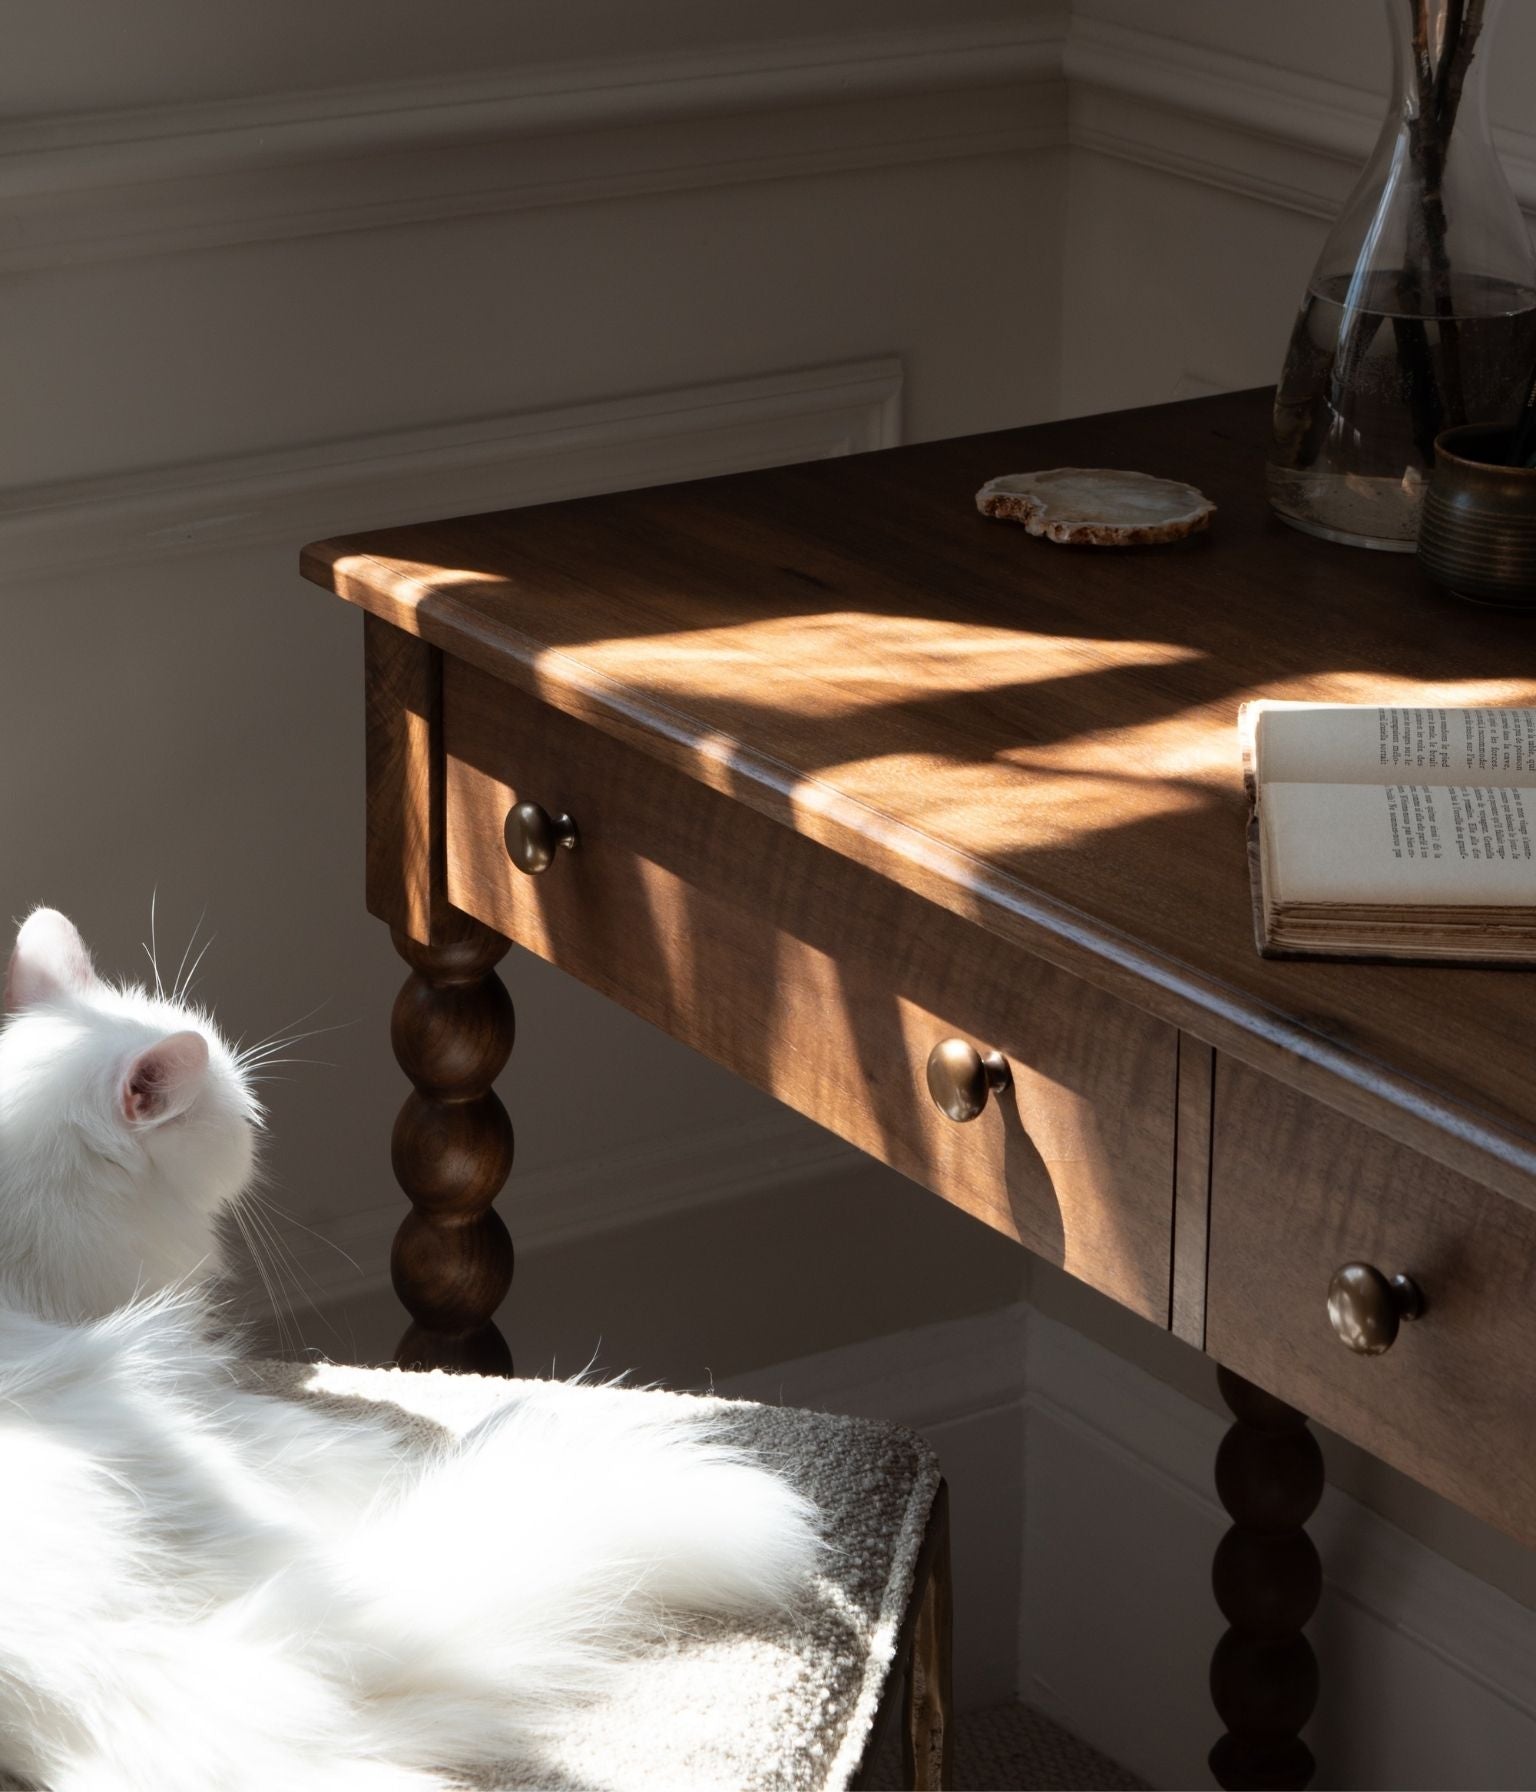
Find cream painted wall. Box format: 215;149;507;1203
1060;153;1326;412
0;161;1058;488
6;4;1536;1759
0;6;1060;1394
1063;0;1536;410
11;1;1032;114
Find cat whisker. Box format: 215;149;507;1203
233;1190;350;1357
235;999;335;1051
146;887;164;1000
246;1229;298;1362
242;1189;362;1276
240;1194;324;1296
239;1199;302;1318
230;1202;299;1361
238;1058;334;1083
230;1182;360;1360
173;927;215;1008
236;1037;327;1063
228;1211;275;1347
169;908;207;1008
235;1019;353;1068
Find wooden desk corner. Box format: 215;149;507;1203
303;389;1536;1790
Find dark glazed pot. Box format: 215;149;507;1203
1417;424;1536;607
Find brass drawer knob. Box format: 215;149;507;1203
925;1038;1011;1123
505;800;579;875
1327;1262;1426;1356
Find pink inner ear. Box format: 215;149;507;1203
5;909;97;1013
123;1031;210;1125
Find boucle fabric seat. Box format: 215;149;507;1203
244;1359;950;1792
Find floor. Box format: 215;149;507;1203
866;1700;1148;1792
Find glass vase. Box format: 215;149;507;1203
1267;0;1536;551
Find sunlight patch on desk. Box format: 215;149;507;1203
786;751;1211;858
330;553;504;627
549;613;1204;720
1259;672;1534;710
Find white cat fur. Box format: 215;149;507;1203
0;910;820;1791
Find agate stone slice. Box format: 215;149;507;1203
976;468;1215;546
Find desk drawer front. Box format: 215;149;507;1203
443;660;1178;1324
1207;1058;1536;1544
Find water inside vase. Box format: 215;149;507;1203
1267;269;1536;551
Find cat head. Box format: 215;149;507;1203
0;908;260;1322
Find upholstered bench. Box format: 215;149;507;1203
245;1361;951;1792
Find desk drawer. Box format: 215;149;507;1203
442;660;1178;1324
1207;1057;1536;1544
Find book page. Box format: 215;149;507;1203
1264;781;1536;906
1253;704;1536;788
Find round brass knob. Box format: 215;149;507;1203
1327;1263;1425;1356
925;1038;1011;1123
504;800;579;875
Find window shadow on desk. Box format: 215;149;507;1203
410;399;1536;1242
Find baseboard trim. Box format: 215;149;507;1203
723;1302;1029;1431
1020;1309;1536;1763
0;356;903;580
285;1110;866;1308
722;1301;1536;1775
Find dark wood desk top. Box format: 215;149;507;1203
303;389;1536;1204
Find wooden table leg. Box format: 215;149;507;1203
388;916;515;1374
1209;1366;1323;1791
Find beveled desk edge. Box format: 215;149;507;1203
303;538;1536;1212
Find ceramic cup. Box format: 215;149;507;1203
1417;424;1536;607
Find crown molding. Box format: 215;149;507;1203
0;15;1067;271
1066;15;1536;223
4;9;1530;272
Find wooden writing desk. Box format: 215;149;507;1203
304;389;1536;1790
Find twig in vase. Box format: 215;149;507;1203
1397;0;1486;451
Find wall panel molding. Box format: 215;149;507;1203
1066;15;1536;223
7;6;1531;277
0;356;902;579
0;17;1066;270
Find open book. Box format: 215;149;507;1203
1241;703;1536;963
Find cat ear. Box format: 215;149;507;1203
122;1031;209;1126
5;909;98;1012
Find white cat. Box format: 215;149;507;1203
0;910;820;1792
0;908;258;1324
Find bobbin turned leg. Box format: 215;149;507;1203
360;617;516;1375
1209;1367;1323;1791
389;917;515;1374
